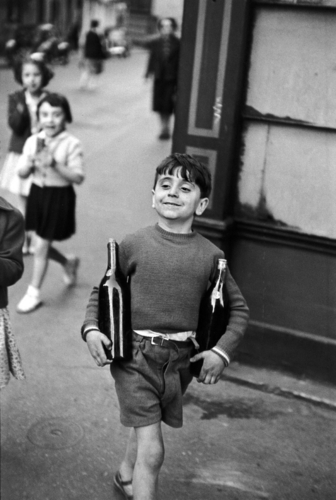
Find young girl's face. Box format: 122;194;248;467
39;102;66;138
22;63;43;94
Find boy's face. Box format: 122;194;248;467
39;102;66;138
152;170;209;232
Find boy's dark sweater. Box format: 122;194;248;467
82;224;249;358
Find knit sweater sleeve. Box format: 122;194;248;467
215;267;250;358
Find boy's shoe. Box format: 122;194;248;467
16;286;42;314
114;471;133;500
63;256;80;286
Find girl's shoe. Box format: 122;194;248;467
114;471;133;500
16;286;42;314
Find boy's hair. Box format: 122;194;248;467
153;153;212;198
37;93;73;123
14;55;54;87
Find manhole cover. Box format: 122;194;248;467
27;418;84;449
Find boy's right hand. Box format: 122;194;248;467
86;330;112;367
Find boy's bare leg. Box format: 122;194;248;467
118;428;137;496
133;422;165;500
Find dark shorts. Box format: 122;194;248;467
110;332;193;428
26;183;76;241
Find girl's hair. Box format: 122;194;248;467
153;153;212;198
14;55;54;87
157;17;178;32
37;93;73;123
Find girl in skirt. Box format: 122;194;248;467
0;55;54;254
16;93;85;314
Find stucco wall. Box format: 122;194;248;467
237;7;336;239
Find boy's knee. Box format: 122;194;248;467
137;439;165;471
144;445;165;471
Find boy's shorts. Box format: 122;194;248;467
110;332;193;428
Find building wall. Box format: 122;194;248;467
173;0;336;382
233;1;336;381
237;7;336;239
151;0;184;27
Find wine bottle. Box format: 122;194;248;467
191;258;228;377
98;238;131;361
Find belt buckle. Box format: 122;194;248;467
151;336;165;347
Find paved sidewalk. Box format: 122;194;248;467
224;362;336;412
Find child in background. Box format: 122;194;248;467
81;153;249;500
0;55;54;254
16;93;85;314
0;196;25;389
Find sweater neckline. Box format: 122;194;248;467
155;223;196;242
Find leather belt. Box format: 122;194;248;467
134;332;192;349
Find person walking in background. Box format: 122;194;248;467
79;19;106;90
0;55;54;254
0;196;25;389
144;18;180;140
16;93;85;314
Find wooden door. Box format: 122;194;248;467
173;0;250;250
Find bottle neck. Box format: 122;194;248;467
211;259;227;309
107;240;117;275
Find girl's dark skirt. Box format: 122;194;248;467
26;183;76;241
153;80;176;115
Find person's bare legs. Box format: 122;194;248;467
158;114;171;139
17;235;74;312
16;194;30;252
133;422;165;500
118;428;137;497
30;236;67;289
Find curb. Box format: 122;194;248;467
223;374;336;413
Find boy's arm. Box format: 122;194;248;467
81;287;112;367
81;286;99;339
191;266;249;384
215;267;250;359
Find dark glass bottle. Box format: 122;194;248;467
191;258;228;377
98;239;131;361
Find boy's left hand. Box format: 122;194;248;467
190;350;225;384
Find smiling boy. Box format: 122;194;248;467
81;153;249;500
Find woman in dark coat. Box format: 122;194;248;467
145;18;180;140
